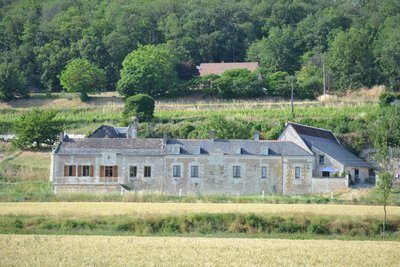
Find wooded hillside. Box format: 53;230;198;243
1;0;399;99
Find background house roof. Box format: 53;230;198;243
198;62;259;76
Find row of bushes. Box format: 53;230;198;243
4;213;398;238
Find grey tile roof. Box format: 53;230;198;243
289;123;337;141
300;135;373;168
57;138;164;155
56;138;312;157
166;139;312;156
88;125;128;138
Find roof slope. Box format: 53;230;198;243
289;123;337;142
286;123;373;168
300;135;373;167
166;139;312;156
57;138;163;155
198;62;258;76
88;125;128;138
56;138;312;157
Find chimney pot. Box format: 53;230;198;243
254;131;260;141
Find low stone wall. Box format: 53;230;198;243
53;184;122;194
311;177;348;193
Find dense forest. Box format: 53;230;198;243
1;0;400;100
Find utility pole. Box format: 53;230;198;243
290;75;294;119
323;58;326;96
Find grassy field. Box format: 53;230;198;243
1;202;399;218
1;235;399;266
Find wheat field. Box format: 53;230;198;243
1;202;399;218
0;235;399;266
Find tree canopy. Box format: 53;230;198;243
117;44;178;98
1;0;400;99
12;109;63;149
59;58;106;101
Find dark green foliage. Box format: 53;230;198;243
378;92;400;107
204;69;264;99
2;0;400;97
12;109;63;149
124;94;155;122
0;63;28;101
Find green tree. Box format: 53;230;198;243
0;63;28;101
376;171;394;235
124;94;155;122
60;58;106;101
117;44;179;98
327;28;377;90
247;26;301;74
373;15;400;90
12;109;63;149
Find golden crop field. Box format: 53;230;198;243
1;202;399;218
1;235;399;267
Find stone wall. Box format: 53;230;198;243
311;177;348;193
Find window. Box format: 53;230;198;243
322;171;330;177
233;166;241;178
295;167;301;179
82;166;90;176
144;166;151;177
130;166;137;178
105;166;113;177
173;165;181;177
68;166;74;176
319;155;325;165
191;166;199;178
261;166;267;179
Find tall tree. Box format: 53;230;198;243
0;63;28;101
327;28;377;90
59;58;106;101
373;15;400;91
117;44;178;98
247;26;301;74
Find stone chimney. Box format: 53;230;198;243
254;131;260;141
59;132;64;142
127;118;138;139
163;132;169;145
208;130;215;141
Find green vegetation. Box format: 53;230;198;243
124;94;155;122
0;63;27;101
59;58;106;101
1;0;400;100
11;109;63;149
117;44;179;98
0;213;399;240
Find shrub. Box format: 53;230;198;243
379;92;400;107
124;94;155;122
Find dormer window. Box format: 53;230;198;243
233;146;241;155
193;146;201;155
172;145;180;155
319;155;325;165
260;147;269;155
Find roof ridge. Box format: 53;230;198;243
288;122;333;134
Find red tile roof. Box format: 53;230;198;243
198;62;259;76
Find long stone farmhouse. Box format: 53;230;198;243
50;121;374;195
